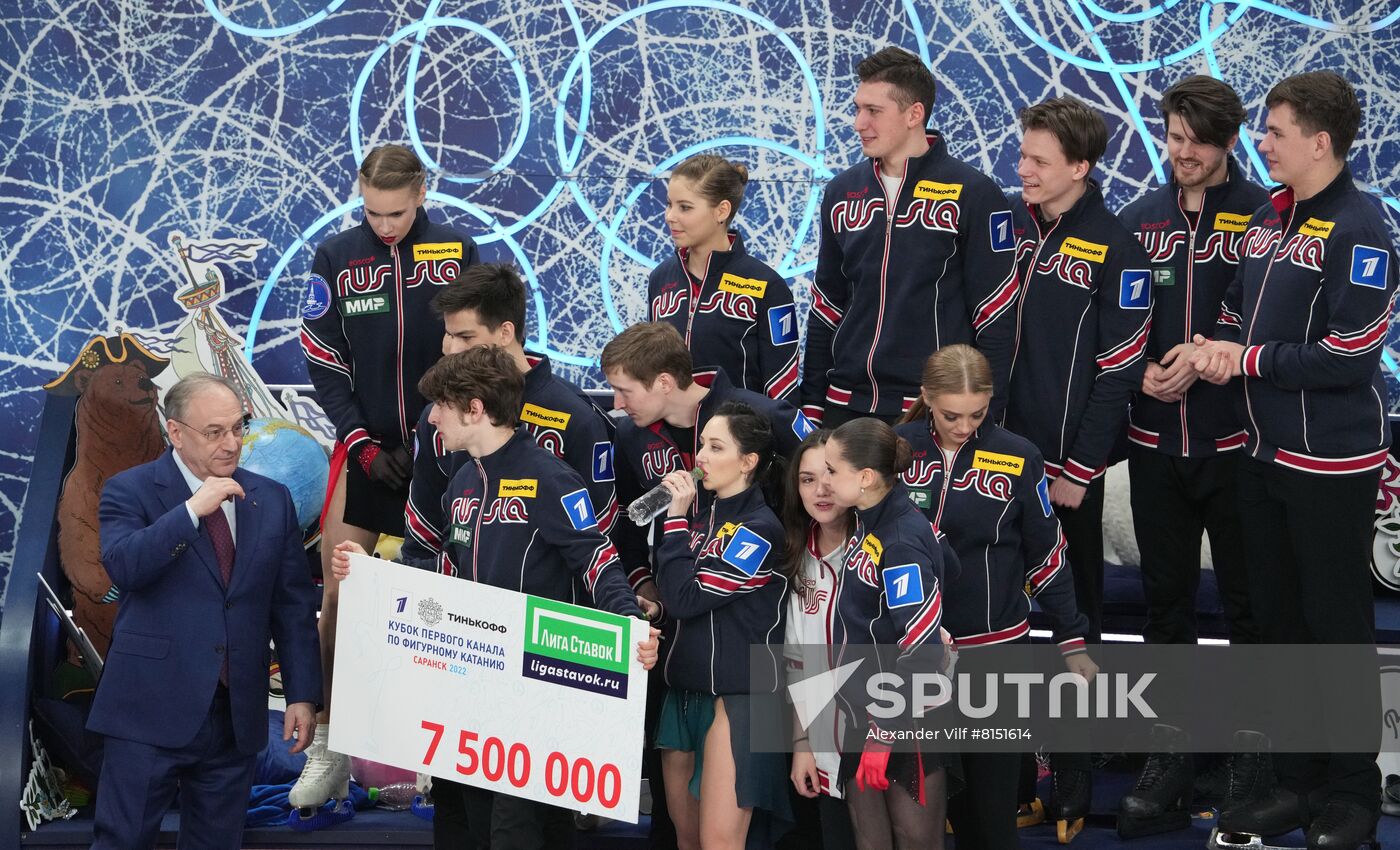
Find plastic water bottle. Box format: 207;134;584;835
627;468;705;526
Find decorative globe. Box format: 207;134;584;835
239;418;329;529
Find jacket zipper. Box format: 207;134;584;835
472;458;488;582
1008;212;1062;391
931;431;965;532
1177;190;1199;456
1242;205;1295;450
868;162;906;411
392;243;408;445
682;251;713;347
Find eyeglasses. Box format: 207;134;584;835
172;414;252;443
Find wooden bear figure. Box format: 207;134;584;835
45;333;169;659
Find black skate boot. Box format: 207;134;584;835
1117;724;1194;838
1306;800;1379;850
1213;786;1326;849
1052;764;1091;843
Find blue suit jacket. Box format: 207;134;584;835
89;450;322;756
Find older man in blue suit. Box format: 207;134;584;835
90;372;322;848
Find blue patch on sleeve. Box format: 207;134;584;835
560;488;598;530
882;564;925;609
989;210;1014;252
1351;245;1389;289
721;526;772;577
591;441;615;482
302;274;331;320
1119;270;1151;309
1037;476;1053;517
792;411;816;440
768;304;799;345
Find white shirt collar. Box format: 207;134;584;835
171;448;208;497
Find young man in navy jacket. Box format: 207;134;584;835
1004;95;1152;830
601;321;811;848
395;264;622;844
1115;74;1269;838
800;46;1018;427
1005;96;1152;642
339;346;658;850
1193;72;1396;850
400;264;619;577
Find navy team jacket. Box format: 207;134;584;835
1214;166;1398;476
832;484;945;735
1004;181;1152;485
647;231;800;400
613;369;815;589
801;132;1019;421
400;354;620;571
300;210;479;454
893;419;1088;653
655;484;788;695
398;428;640;618
1119;158;1269;456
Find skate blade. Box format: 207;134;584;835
1019;799;1047;828
411;795;434;823
1207;826;1305;850
1058;817;1085;844
1117;809;1191;839
287;799;355;831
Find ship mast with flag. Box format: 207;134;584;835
166;232;283;419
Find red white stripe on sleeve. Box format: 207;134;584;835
1060;457;1106;486
662;517;690;535
898;583;943;652
1096;317;1151;373
1319;313;1389;357
767;355;800;400
300;328;351;378
584;542;620;593
697;569;773;595
1026;534;1068;593
404;497;442;550
596;495;619;535
810;285;843;327
1241;345;1266;378
972;271;1021;331
627;565;653;590
1058;637;1087;656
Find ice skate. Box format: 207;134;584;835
1117;724;1194;838
1052;765;1091;843
287;724;352;824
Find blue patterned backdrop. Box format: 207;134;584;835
3;0;1398;598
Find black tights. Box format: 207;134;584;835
845;768;947;850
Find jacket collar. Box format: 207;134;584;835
854;480;916;532
473;426;536;477
871;131;948;179
523;351;553;394
358;205;432;244
1025;177;1104;232
711;480;767;522
676;230;747;274
1269;164;1354;218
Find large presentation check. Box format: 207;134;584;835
329;553;651;821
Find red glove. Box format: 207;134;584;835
853;734;892;793
357;442;382;475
